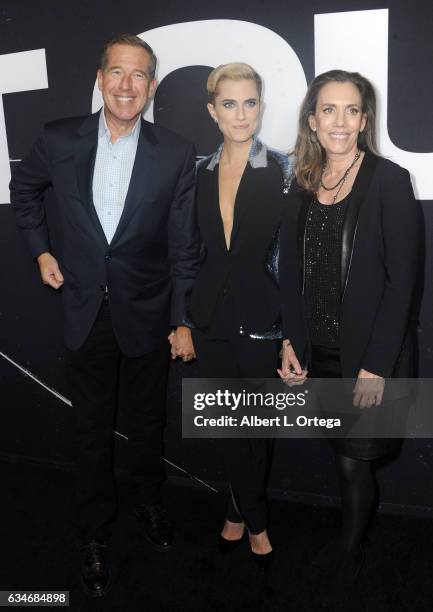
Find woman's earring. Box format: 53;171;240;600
310;130;318;143
214;118;218;124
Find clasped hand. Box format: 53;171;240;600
168;326;196;362
277;340;308;386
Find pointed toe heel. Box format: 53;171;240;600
251;549;274;571
219;534;244;554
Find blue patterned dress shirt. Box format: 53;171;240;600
92;110;141;244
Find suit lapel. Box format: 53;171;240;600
213;166;228;252
110;119;158;245
341;151;379;298
209;161;253;252
75;113;108;247
200;165;229;253
205;159;261;252
296;188;310;253
75;113;98;206
230;162;255;246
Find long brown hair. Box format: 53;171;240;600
294;70;379;192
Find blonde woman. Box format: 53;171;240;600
183;63;292;568
279;70;420;600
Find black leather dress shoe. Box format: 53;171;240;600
135;504;174;552
80;540;112;598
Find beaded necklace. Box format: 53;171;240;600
319;150;361;204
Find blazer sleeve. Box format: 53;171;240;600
279;188;309;364
9;130;52;259
168;143;200;326
361;164;421;377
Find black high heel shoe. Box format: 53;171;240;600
250;549;274;571
219;533;245;553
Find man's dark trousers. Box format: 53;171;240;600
10;112;199;545
66;298;170;543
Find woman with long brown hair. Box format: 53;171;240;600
279;69;420;600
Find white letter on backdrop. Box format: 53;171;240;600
0;49;48;204
315;8;432;200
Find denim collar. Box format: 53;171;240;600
205;136;268;171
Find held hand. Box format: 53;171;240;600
353;368;385;408
168;330;179;360
37;252;64;289
168;326;196;362
277;340;308;386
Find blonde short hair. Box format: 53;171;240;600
207;63;262;103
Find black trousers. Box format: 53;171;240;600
192;326;279;534
65;299;169;543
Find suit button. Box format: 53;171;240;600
239;325;244;336
105;253;112;263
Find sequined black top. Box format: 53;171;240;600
304;194;349;348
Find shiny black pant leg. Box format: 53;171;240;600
192;328;278;534
311;345;377;550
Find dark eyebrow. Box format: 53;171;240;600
320;103;360;107
106;66;148;76
220;98;258;103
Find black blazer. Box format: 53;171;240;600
189;151;288;337
10;112;199;356
280;152;421;378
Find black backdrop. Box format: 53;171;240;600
1;0;433;514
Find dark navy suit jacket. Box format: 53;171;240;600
10;112;199;356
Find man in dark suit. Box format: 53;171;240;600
10;34;198;597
